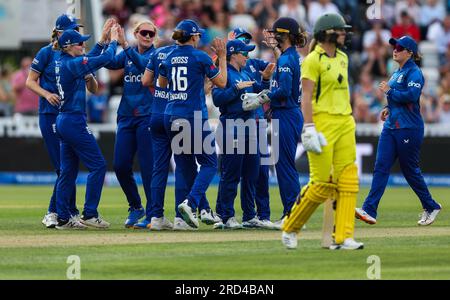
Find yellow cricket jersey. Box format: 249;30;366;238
301;44;352;115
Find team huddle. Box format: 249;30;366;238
27;11;441;251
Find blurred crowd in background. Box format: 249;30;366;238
1;0;450;124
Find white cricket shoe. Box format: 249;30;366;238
214;217;243;229
80;216;110;229
150;217;173;230
242;217;266;229
272;218;285;230
258;218;276;230
42;212;58;228
355;207;377;225
200;208;221;225
55;216;88;230
72;214;81;222
329;238;364;250
173;217;197;231
418;204;442;226
281;231;298;249
178;200;199;228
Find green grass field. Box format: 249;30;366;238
0;185;449;280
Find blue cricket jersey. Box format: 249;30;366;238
145;44;176;115
384;58;424;129
268;46;301;109
31;43;105;114
55;41;118;114
105;45;155;116
243;58;269;119
159;44;220;119
212;63;269;120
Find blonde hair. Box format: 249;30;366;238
51;28;61;50
134;20;158;43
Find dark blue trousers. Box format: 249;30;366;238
114;115;153;220
161;115;213;218
363;128;441;218
56;113;106;220
165;115;217;211
150;113;170;219
216;120;259;223
39;114;78;215
271;108;303;217
253;120;270;220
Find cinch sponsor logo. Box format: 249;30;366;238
124;73;143;83
408;81;421;88
171;56;189;64
278;66;291;73
32;58;39;65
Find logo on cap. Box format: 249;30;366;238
192;27;197;32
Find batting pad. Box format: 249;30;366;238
282;182;337;233
335;164;359;244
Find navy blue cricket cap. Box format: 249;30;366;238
233;28;252;40
58;29;90;48
55;13;83;31
175;19;205;38
226;39;255;57
389;35;418;55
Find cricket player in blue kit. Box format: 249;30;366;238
54;27;120;229
258;18;307;228
158;19;228;229
229;28;276;229
142;44;221;230
102;20;158;229
356;36;442;226
26;14;115;228
212;39;274;229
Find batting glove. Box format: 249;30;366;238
301;123;327;153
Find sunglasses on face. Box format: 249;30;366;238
139;30;156;38
393;44;409;52
238;51;249;57
237;36;250;44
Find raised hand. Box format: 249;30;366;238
262;29;277;49
110;24;120;42
260;63;276;80
100;18;116;44
117;26;128;48
211;38;226;59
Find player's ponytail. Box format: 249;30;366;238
413;52;422;64
288;26;308;48
172;30;191;44
51;28;60;50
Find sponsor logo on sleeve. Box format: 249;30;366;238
408;81;421;88
278;66;291;73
